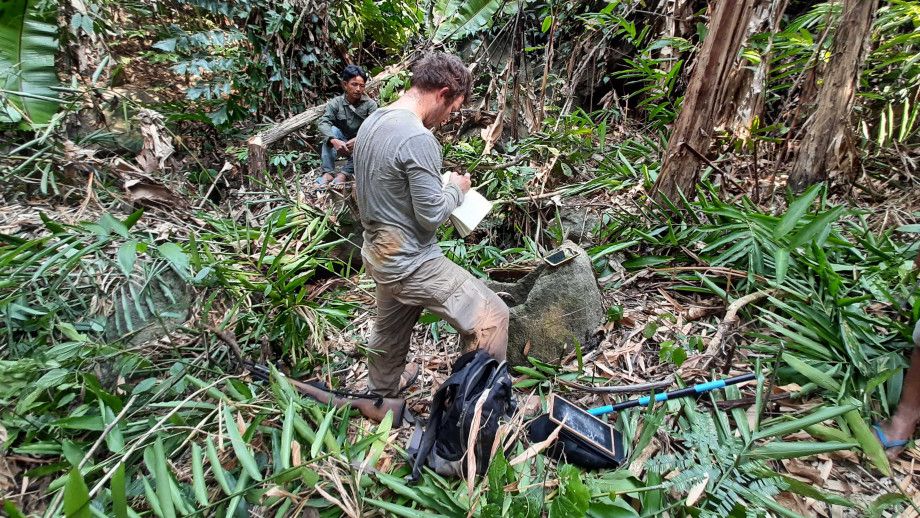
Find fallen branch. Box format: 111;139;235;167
680;289;773;374
703;289;772;359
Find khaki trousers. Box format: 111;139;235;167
366;256;509;397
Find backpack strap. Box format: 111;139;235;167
407;365;470;483
407;351;503;483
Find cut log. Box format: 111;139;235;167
787;0;880;191
245;63;408;178
651;0;764;204
246;105;324;178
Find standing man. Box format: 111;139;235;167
317;65;377;187
354;52;509;397
874;319;920;458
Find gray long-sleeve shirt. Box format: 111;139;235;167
317;94;378;144
354;108;464;283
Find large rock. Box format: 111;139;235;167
488;242;604;366
559;206;602;246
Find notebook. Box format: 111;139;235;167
441;172;493;237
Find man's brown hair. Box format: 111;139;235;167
411;52;473;102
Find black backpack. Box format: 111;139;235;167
408;350;515;482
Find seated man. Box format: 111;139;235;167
353;52;509;396
316;64;377;186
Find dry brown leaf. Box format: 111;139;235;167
265;485;299;500
685;474;710;506
594;361;619;378
818;459;833;482
519;395;544;417
465;390;489;497
291;440;302;467
124;179;188;210
782;458;824;485
481;110;504;155
236;411;247;436
136;109;175;173
0;455;17;493
629;438;660;478
510;420;562;467
823;477;853;493
803;496;830;517
775;493;811;516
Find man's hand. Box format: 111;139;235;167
345;138;356;153
330;138;350;156
448;171;472;194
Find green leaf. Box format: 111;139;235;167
549;465;590;517
753;404;855;441
0;0;60;127
100;403;124;454
774;248;789;284
281;400;296;470
152;438;176;518
776;474;855;507
804;423;852;443
782;353;840;392
745;440;856;460
157;242;190;280
311;406;336;459
361;409;393;471
788;206;845;248
896;224;920;233
487;449;513;507
374;472;447;512
867;492;911;518
587;497;640;518
630;404;666;463
222;406;263;481
541;15;553;33
774;184;822;239
123;208;144;229
190;443;209;507
226;470;249;518
3;501;26;518
205;436;232;495
63;468;91;518
57;322;89;342
365;497;447;518
111;462;128;518
117;241;137;276
101;213;129;238
843;408;891;476
622;255;672;269
513;366;546;380
513;379;542;389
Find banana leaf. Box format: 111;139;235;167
0;0;59;127
433;0;504;42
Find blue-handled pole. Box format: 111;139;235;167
587;373;757;416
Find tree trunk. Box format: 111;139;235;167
652;0;763;204
714;0;788;139
787;0;879;191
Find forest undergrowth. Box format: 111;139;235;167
2;1;920;517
